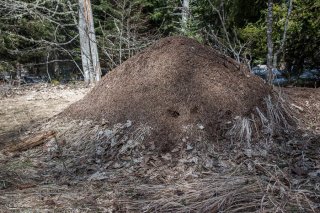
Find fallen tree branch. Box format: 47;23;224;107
3;131;56;153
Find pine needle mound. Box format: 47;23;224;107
62;36;273;150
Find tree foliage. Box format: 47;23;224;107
0;0;319;79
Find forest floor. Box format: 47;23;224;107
282;87;320;133
0;83;319;212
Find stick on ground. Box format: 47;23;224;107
3;131;56;153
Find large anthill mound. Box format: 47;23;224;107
63;36;272;150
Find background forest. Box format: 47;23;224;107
0;0;319;83
1;1;320;211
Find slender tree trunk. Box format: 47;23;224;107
16;62;21;86
46;52;52;83
78;0;101;84
181;0;190;34
54;51;60;78
273;0;293;68
266;0;274;84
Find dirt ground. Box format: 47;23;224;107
282;87;320;133
0;83;89;149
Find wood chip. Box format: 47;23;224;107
290;103;304;112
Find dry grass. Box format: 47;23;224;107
1;162;318;212
228;117;252;147
117;164;319;212
228;94;293;146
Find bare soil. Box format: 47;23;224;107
0;84;89;149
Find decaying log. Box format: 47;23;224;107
3;131;56;153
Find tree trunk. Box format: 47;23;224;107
15;62;22;86
54;51;60;78
78;0;101;84
273;0;293;68
266;0;274;84
181;0;190;34
86;0;101;82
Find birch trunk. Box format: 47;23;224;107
181;0;190;34
86;0;101;82
266;0;274;84
78;0;101;84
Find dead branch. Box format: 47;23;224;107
3;131;56;153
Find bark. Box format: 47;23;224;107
181;0;190;34
78;0;101;84
79;0;92;83
86;0;101;82
273;0;293;68
267;0;274;84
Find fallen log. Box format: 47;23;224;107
3;131;56;153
